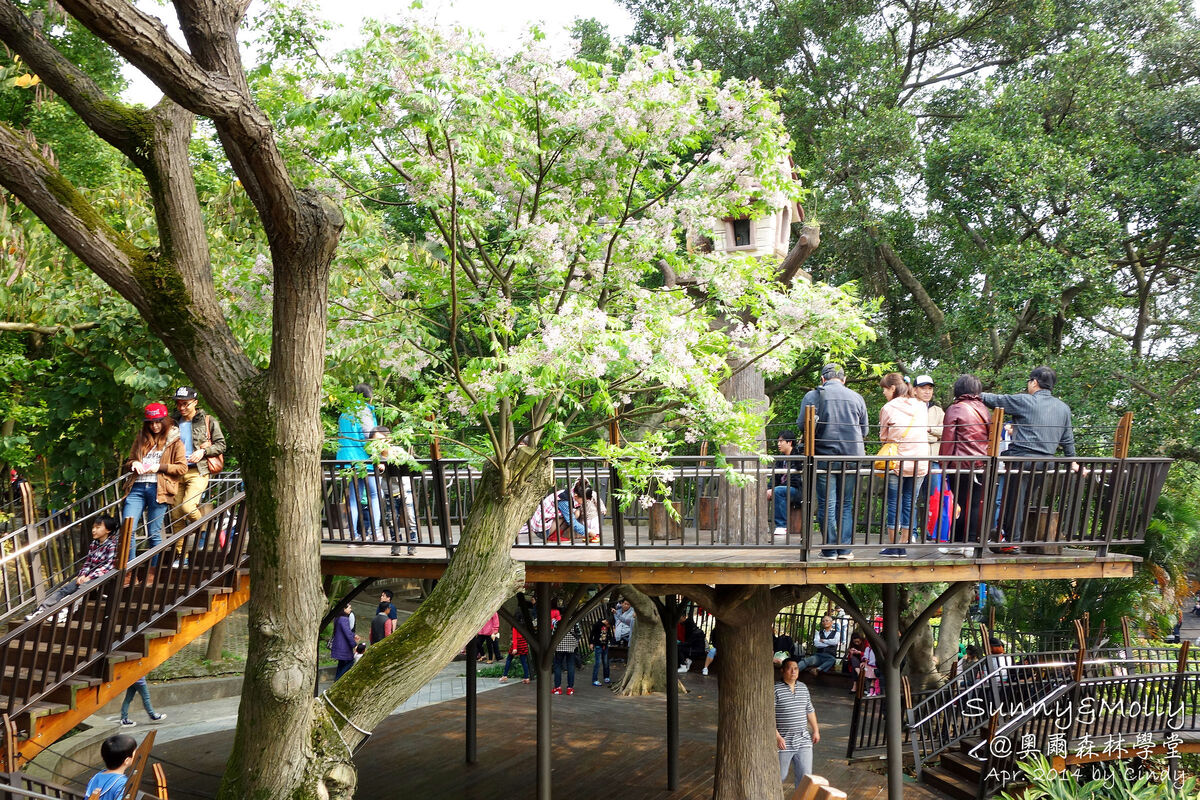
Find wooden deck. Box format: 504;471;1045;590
321;542;1138;585
150;668;946;800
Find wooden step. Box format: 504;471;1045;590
940;750;985;782
921;764;979;800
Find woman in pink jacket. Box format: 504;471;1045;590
878;373;929;557
476;612;501;664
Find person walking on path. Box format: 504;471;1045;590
330;603;358;680
552;619;580;695
798;364;869;560
168;386;226;557
119;677;166;727
499;626;531;684
122;403;186;562
775;657;820;791
591;618;612;686
477;612;501;663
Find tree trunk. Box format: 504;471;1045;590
219;230;338;798
612;586;668;696
717;359;769;542
899;586;940;691
205;618;227;663
933;584;972;680
304;453;549;798
712;586;780;800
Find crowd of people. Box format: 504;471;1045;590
781;363;1077;559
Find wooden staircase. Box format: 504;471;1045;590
0;489;250;770
920;739;987;800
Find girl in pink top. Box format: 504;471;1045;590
476;612;501;663
878;373;930;557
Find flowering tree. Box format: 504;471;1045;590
300;22;872;798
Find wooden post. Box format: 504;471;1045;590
981;408;1005;555
429;435;453;558
609;418;625;559
1113;411;1134;459
802;404;816;557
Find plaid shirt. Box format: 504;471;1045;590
79;535;117;581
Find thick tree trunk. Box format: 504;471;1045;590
933;584;972;680
899;586;940;691
613;585;667;696
712;586;780;800
304;453;549;797
717;359;769;542
220;225;338;798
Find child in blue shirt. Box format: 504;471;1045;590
86;734;137;800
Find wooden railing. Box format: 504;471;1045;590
0;489;247;729
317;453;1171;562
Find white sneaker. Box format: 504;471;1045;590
837;552;854;560
773;527;788;538
701;667;709;676
677;660;692;673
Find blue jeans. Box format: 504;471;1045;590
553;651;575;688
347;475;382;540
555;498;588;538
886;474;926;538
121;681;156;720
335;659;354;680
772;485;802;529
592;645;610;682
503;652;530;679
816;471;857;555
123;482;166;561
797;651;836;673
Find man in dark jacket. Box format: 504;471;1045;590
766;430;804;538
982;366;1076;543
798;364;869;560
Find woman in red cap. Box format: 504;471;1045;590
121;403;187;562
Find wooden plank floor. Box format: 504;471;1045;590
151;668;947;799
321;540;1138;585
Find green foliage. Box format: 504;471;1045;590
1001;754;1198;799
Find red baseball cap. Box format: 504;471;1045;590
144;402;169;421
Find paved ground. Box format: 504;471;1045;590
134;667;940;800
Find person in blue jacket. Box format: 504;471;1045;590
337;383;382;541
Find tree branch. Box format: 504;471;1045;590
0;321;99;334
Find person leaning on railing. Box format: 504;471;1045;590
28;515;119;621
877;373;930;558
798;363;869;561
938;375;991;556
980;366;1076;545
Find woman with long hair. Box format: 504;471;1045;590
939;374;991;554
877;373;930;557
122;402;187;561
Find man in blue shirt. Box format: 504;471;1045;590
982;366;1076;543
798;364;869;560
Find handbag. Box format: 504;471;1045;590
204;415;225;474
873;407;917;475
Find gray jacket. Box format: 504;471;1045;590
981;390;1075;458
798;379;869;457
